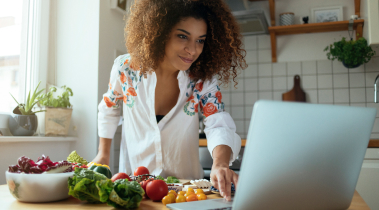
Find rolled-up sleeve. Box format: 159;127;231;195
199;76;241;166
98;55;125;139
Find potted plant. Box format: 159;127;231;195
9;81;46;136
35;85;73;136
324;37;376;68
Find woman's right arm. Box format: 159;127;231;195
94;55;127;165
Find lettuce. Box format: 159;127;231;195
68;168;113;203
107;179;145;209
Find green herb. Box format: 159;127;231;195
324;37;376;68
156;175;165;181
166;176;180;183
10;81;47;115
37;85;73;108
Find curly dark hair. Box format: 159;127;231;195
125;0;247;86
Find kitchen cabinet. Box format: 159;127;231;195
356;148;379;210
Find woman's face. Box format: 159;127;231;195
163;17;207;71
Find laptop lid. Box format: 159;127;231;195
233;100;376;210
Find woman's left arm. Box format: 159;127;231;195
196;76;241;201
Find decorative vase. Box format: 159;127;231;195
8;113;38;136
36;107;72;136
342;60;362;69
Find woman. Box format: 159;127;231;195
94;0;247;201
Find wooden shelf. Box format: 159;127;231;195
249;0;363;63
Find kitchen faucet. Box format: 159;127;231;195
375;75;379;103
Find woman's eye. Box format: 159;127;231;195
178;35;187;39
197;39;205;44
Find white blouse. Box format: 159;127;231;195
98;54;241;179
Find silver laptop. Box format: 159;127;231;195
167;100;376;210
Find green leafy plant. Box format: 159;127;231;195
10;81;47;115
324;37;376;68
37;85;73;108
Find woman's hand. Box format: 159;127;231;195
210;145;238;201
210;163;238;201
91;152;110;166
91;137;112;166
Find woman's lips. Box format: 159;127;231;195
179;56;193;64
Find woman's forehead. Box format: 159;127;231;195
173;17;207;36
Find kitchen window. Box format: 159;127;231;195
0;0;49;113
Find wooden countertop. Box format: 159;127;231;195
199;139;379;148
0;183;370;210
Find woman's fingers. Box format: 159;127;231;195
232;170;238;190
223;170;232;201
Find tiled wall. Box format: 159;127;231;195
221;35;379;139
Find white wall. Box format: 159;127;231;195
50;0;100;160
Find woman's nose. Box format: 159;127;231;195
185;42;196;55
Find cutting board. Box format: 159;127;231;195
282;75;306;102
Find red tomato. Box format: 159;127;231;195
146;180;168;201
134;166;149;176
111;172;131;182
140;179;152;198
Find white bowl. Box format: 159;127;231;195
5;171;74;202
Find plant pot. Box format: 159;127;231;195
8;113;38;136
342;60;362;69
36;107;73;136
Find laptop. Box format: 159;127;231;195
167;100;376;210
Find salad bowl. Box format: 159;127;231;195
5;171;74;202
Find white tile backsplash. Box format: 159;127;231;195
220;47;379;138
287;62;301;76
333;74;349;88
258;35;271;49
317;60;332;74
349;73;365;88
273;63;286;76
317;74;333;89
350;88;366;103
258;50;271;63
244;78;258;91
243;64;258;77
243;36;257;51
258;63;272;77
302;60;317;75
258;77;272;91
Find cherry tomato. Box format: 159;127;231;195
187;187;195;193
197;193;207;200
162;195;172;206
167;193;176;203
178;191;186;196
168;190;177;197
133;166;149;176
184;192;195;197
146;180;168;201
111;172;131;182
195;189;204;194
176;195;186;203
186;194;198;202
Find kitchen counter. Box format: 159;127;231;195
0;181;370;210
199;139;379;148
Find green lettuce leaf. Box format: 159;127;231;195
107;179;145;209
68;168;111;203
166;176;179;183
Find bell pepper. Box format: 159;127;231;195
87;162;112;179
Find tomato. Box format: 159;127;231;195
184;192;194;197
133;166;149;176
176;195;186;203
197;193;207;200
146;180;168;201
186;194;198;202
187;187;195;193
178;191;186;196
140;179;152;198
111;172;131;182
168;190;177;197
195;189;204;194
162;195;172;206
167;193;176;203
